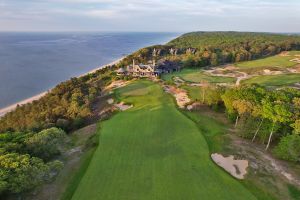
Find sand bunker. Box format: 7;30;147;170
211;153;248;179
105;80;130;91
187;102;201;111
279;51;290;57
114;102;133;111
163;85;190;108
263;69;283;75
288;65;300;73
173;76;185;83
107;98;114;104
291;58;300;64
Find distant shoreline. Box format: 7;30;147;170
0;57;125;118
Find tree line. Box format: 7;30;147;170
0;67;116;133
119;32;300;68
0;127;65;196
198;84;300;162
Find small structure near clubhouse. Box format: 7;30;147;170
116;60;180;77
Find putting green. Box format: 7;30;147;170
71;81;256;200
162;68;235;84
242;73;300;87
236;51;300;69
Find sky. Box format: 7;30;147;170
0;0;300;32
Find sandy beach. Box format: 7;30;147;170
0;57;124;118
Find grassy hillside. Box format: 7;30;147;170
71;81;256;200
162;68;235;83
236;51;300;69
242;74;300;87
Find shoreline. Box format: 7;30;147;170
0;57;125;118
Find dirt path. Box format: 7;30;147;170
236;72;249;86
204;66;250;86
229;134;300;188
194;106;300;199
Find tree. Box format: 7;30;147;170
210;53;218;66
274;134;300;162
232;99;253;128
25;128;66;161
262;99;292;150
292;120;300;135
200;80;209;104
0;153;60;194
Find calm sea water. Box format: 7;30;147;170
0;32;179;109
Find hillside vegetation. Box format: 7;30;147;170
236;51;300;69
1;32;300;198
120;32;300;69
71;81;256;200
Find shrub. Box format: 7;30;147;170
0;153;48;194
25;127;66;161
273;134;300;162
0;153;63;195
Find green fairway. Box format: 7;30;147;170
242;73;300;87
71;80;256;200
236;51;300;69
182;85;202;101
162;68;236;83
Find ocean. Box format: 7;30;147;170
0;32;179;109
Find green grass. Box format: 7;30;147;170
60;128;100;200
288;184;300;200
162;68;236;83
181;85;203;101
183;110;277;200
61;147;98;200
183;110;229;153
236;51;300;69
71;80;256;200
242;74;300;87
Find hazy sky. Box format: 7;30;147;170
0;0;300;32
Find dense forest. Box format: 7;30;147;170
192;84;300;161
120;32;300;68
0;66;117;197
0;67;115;133
0;127;65;196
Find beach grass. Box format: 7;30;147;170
71;80;256;200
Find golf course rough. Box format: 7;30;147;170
71;80;257;200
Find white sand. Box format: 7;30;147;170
0;57;125;118
114;102;133;111
211;153;249;179
291;58;300;63
163;85;190;108
104;80;130;91
107;98;114;104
